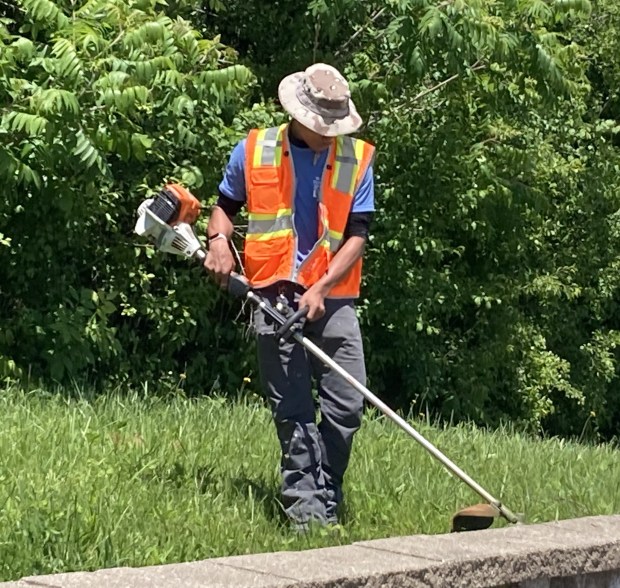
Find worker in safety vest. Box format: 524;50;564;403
204;63;375;531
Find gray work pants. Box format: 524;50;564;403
253;297;365;526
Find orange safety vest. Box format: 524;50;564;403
243;124;375;298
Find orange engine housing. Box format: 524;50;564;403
163;183;201;225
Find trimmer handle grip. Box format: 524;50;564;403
195;250;247;298
227;272;251;298
276;306;309;342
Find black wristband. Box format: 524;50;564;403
207;233;228;245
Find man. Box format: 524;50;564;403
204;63;375;530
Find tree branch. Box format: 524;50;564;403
335;7;387;57
394;60;486;111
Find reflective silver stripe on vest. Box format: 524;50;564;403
333;136;359;194
328;234;342;252
247;215;293;235
258;126;282;166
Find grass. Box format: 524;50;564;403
1;386;620;582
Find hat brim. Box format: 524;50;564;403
278;72;363;137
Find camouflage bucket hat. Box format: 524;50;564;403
278;63;363;137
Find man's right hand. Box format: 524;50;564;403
204;238;235;288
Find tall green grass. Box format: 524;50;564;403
1;386;619;581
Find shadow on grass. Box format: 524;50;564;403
230;475;287;526
230;475;355;529
190;464;287;526
153;462;354;529
150;461;283;522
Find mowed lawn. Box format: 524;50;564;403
1;386;619;581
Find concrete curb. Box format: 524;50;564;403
3;515;620;587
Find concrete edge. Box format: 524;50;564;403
2;515;620;587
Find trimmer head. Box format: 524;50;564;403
451;503;502;532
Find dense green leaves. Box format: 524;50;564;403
194;0;619;438
1;0;619;440
0;0;258;392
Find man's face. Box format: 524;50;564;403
293;122;333;152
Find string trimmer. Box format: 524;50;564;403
134;183;522;532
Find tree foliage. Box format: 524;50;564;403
1;0;619;440
0;0;261;389
175;0;620;437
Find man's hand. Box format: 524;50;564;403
298;282;329;322
296;236;366;321
204;238;235;288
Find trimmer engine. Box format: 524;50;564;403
134;183;205;260
146;184;201;226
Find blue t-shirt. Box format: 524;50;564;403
219;138;375;268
